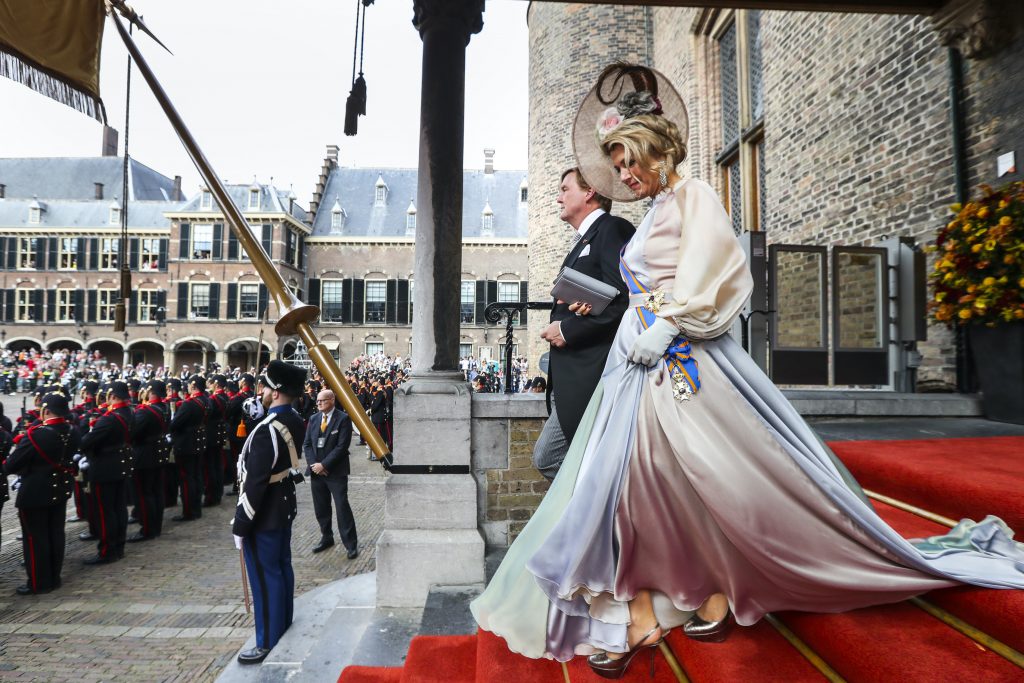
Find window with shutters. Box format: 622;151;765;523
59;238;78;270
321;280;344;322
140;238;160;271
365;280;386;323
191;224;213;260
56;290;75;322
239;283;259;319
98;289;117;322
189;283;211;319
17;238;37;270
498;281;520;326
15;289;33;321
100;238;119;270
712;10;766;234
285;230;298;266
408;279;414;323
138;289;158;322
460;281;475;323
365;341;384;355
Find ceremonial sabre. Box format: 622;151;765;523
239;548;251;614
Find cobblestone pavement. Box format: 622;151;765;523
0;393;387;683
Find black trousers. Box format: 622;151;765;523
90;480;127;560
164;461;179;506
310;474;357;551
177;452;203;519
203;443;224;505
72;480;87;519
19;505;66;591
132;467;164;538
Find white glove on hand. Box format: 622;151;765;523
233;534;244;550
78;457;90;471
627;318;679;367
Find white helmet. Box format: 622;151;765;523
242;396;265;422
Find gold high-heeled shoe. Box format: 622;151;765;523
587;623;664;680
682;606;734;642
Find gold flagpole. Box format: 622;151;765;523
108;8;392;466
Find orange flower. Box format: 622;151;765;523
982;277;996;287
958;309;972;320
977;206;990;219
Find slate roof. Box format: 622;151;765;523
0;157;180;201
176;182;309;222
0;198;177;229
311;167;528;239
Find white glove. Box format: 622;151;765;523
627;318;679;367
78;457;90;471
233;534;244;550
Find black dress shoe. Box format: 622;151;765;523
171;514;196;522
78;531;97;541
83;554;116;565
237;647;271;664
312;538;335;554
346;547;359;560
127;532;154;543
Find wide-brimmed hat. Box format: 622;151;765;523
572;63;688;203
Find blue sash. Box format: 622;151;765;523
619;256;701;397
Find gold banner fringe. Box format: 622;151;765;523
0;47;106;122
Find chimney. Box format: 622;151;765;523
94;182;104;200
173;175;182;200
484;148;495;174
102;126;119;156
326;144;340;167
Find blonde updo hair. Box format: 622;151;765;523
602;113;687;174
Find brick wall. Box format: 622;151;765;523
471;394;547;546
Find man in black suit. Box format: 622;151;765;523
535;167;634;480
302;389;357;558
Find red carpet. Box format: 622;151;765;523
829;436;1024;531
338;437;1024;681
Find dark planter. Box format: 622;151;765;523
969;322;1024;424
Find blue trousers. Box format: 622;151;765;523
242;525;295;649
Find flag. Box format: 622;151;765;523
0;0;106;121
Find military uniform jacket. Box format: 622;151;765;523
207;391;228;448
80;405;133;483
226;390;251;441
169;395;208;455
233;407;303;537
132;402;170;470
5;420;80;507
369;390;386;424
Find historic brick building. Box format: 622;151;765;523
0;145;529;372
526;5;1024;389
304;146;530;364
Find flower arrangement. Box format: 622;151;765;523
930;180;1024;326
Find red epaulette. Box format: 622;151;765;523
13;433;24;444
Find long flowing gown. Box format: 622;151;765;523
470;178;1024;662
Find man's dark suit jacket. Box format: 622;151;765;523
549;211;635;443
301;410;353;478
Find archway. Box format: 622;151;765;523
4;337;42;353
172;338;217;375
225;338;272;374
46;338;83;352
128;339;166;368
87;339;124;367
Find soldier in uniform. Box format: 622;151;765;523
233;360;306;665
4;393;79;594
203;375;229;506
129;380;170;542
169;375;208;521
226;373;255;495
79;381;133;564
163;378;183;507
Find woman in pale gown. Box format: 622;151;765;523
470;63;1024;679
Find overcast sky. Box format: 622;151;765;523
0;0;529;204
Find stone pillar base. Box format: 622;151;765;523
376;529;485;608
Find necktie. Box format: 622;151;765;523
320;414;327;433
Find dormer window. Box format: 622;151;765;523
406;200;416;234
481;201;494;234
330;199;345;230
374;174;388;207
519;177;528;203
200;189;212;210
28;197;43;224
109;200;121;225
248;187;261;210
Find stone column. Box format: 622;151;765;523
376;0;486;608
